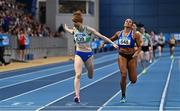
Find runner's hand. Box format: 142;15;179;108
113;43;118;49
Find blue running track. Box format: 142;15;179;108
0;47;180;111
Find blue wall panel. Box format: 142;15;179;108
134;5;158;16
158;4;180;16
99;5;110;17
111;4;134;16
158;16;180;27
134;0;156;4
109;0;133;4
158;0;180;4
99;0;180;35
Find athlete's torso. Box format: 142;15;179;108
158;36;165;44
74;26;93;52
118;30;136;54
170;38;176;45
142;33;150;46
151;35;158;46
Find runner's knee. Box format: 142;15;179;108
121;72;127;80
75;74;81;79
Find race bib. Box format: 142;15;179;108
119;39;130;45
75;33;87;43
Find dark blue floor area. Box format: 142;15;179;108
41;72;120;111
165;59;180;110
0;61;73;79
40;58;148;111
0;47;180;111
0;59;115;101
0;51;116;79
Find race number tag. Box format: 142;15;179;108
119;39;130;45
75;33;87;43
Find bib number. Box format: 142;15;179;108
75;34;86;43
119;39;130;45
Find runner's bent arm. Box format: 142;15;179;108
133;32;143;58
64;24;74;34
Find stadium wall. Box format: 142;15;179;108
5;36;68;60
46;0;99;56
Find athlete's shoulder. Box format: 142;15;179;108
115;31;121;36
134;31;141;36
72;27;76;32
85;25;95;35
85;26;94;31
145;33;150;37
133;31;142;40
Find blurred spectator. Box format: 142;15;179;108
2;13;10;32
0;0;58;37
0;27;10;65
18;29;26;61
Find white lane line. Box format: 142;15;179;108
0;53;116;75
0;68;72;89
0;64;73;81
179;59;180;73
0;59;116;89
0;54;116;81
0;63;116;103
159;59;174;111
97;59;159;111
164;106;180;109
35;69;119;111
1;105;179;109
